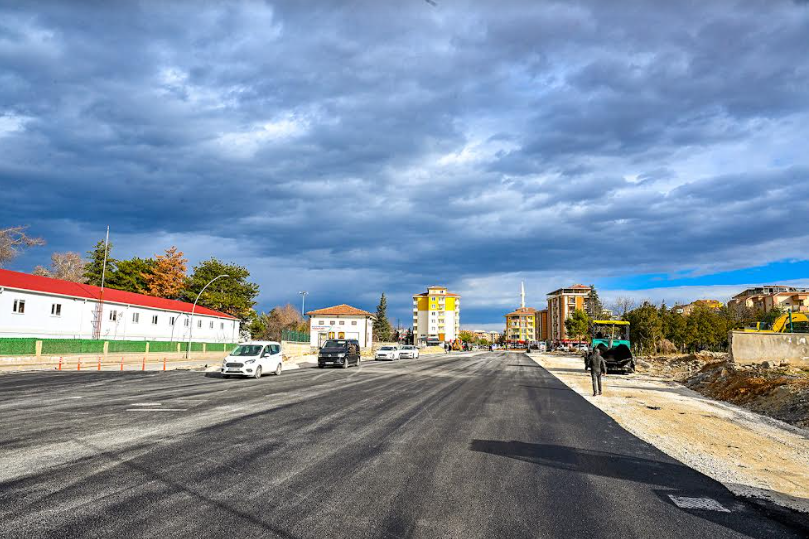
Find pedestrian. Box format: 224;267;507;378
444;342;449;354
588;348;607;396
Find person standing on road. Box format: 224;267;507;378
444;342;450;354
588;348;607;396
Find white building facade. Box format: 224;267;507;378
306;304;375;348
0;269;239;342
412;286;461;345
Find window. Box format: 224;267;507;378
184;318;190;327
170;316;176;326
319;320;325;325
351;321;357;325
109;310;117;322
339;320;345;325
132;313;140;323
220;322;224;329
51;303;62;316
197;320;202;328
329;321;335;325
152;315;158;325
210;321;214;329
12;299;25;314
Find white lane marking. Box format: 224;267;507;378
66;396;84;399
130;403;162;407
669;496;730;512
125;408;187;412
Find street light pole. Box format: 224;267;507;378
187;274;229;359
299;291;308;316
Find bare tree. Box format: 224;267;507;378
0;226;45;268
611;296;637;317
32;252;87;282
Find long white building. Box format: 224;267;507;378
0;268;239;342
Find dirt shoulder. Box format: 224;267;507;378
529;352;809;518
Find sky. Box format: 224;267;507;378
2;0;808;331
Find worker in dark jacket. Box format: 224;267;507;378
588;348;607;396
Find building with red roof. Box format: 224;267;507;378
0;268;239;342
306;304;375;348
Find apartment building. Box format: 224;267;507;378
727;286;809;314
505;307;538;345
546;284;591;342
537;308;549;341
412;286;460;344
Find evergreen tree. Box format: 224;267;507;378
564;308;590;342
84;239;116;287
373;293;393;341
586;285;604;319
624;302;662;355
107;257;157;293
182;258;259;322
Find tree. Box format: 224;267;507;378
624;302;663;355
250;304;305;341
32;252;87;282
83;239;116;286
459;330;477;343
0;226;45;268
586;285;605;319
144;246;187;298
611;296;637;317
565;309;590;342
183;258;259;321
373;293;393;342
106;257;157;293
660;305;687;352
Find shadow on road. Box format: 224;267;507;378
468;439;802;538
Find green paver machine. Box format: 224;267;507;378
589;320;635;373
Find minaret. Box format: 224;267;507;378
520;281;525;309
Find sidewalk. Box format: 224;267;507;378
529;352;809;521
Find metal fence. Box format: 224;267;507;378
281;329;310;343
0;338;38;356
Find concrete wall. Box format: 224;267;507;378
730;331;809;366
281;341;315;359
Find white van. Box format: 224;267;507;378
221;341;283;379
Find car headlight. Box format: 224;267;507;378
337;353;346;358
245;359;256;364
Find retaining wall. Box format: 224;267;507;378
730;331;809;366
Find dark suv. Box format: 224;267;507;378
318;339;361;368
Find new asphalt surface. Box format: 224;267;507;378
0;352;802;538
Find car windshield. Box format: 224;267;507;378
323;340;348;348
231;344;263;356
380;346;395;350
402;346;414;349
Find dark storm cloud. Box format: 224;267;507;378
1;0;808;322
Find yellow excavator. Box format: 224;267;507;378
744;312;809;333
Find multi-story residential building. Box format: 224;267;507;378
0;268;239;342
412;286;460;345
546;284;591;342
537;308;549;341
505;307;538;345
728;286;809;314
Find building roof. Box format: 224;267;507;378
0;268;237;319
413;291;460;297
547;284;591;296
505;307;538;316
306;304;374;317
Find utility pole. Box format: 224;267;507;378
93;226;110;340
299;291;308;316
187;274;229;358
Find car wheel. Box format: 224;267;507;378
254;366;262;379
275;363;282;376
342;359;349;369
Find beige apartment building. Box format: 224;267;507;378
727;286;809;314
547;284;591;342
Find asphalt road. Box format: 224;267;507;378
0;352;802;538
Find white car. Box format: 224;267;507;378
222;341;283;378
398;345;419;359
375;346;401;361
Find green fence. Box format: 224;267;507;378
281;329;310;343
41;339;105;355
0;337;238;356
0;338;38;356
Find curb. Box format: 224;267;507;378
742;497;809;535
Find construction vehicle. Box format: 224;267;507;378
587;320;635;373
744;312;809;333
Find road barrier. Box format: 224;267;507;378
142;357;146;371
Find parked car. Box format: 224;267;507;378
375;346;400;361
222;341;283;379
399;345;419;359
318;339;361;368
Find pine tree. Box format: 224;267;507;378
107;257;157;293
143;247;187;298
587;285;604;319
373;293;393;342
84;239;116;286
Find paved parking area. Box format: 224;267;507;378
0;353;802;538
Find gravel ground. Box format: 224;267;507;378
529;352;809;518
